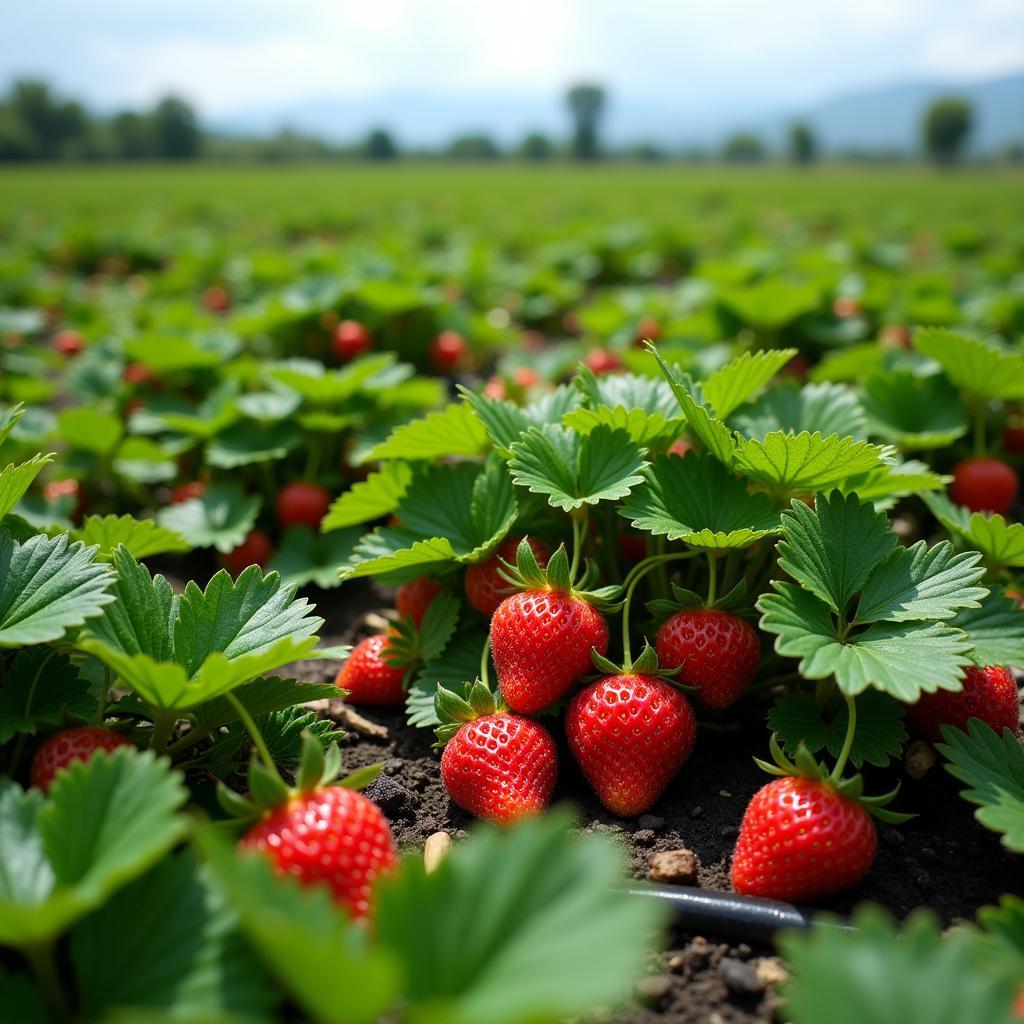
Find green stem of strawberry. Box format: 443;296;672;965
620;552;698;665
24;941;70;1019
569;512;587;582
973;401;987;457
94;664;112;726
304;435;324;481
226;691;277;773
479;636;492;688
7;648;56;775
829;692;858;784
148;711;177;754
706;551;718;606
166;725;210;759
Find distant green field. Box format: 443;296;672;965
2;163;1022;233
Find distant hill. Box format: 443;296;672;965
215;70;1024;154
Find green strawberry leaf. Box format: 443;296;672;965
951;590;1024;667
111;437;178;485
461;383;581;452
374;809;667;1024
157;482;261;554
779;905;1017;1024
407;627;489;729
56;407;123;456
235;390;301;421
0;648;94;744
258;707;345;774
923;492;1024;570
206;422;301;469
508;423;647;513
703;348;797;419
124;333;241;373
342;459;517;581
915;327;1024;401
719;280;821;330
0;965;47;1023
0;453;53;520
650;352;737;463
938;720;1024;853
0;531;114;647
758;581;972;700
0;403;26;448
70;850;274;1021
619;452;781;549
768;688;907;769
197;827;400;1024
861;371;967;449
72;514;190;561
0;749;189;948
268;353;398;406
733;431;892;498
194;675;342;732
364;403;488;463
776;492;897;615
841;459;947;508
732;382;866;441
322;462;414;531
855;541;986;624
268;526;363;590
566;368;684;445
79;550;322;711
978;896;1024;978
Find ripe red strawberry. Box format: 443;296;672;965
335;634;407;707
907;665;1019;741
31;726;134;793
123;361;154;385
276;481;331;531
224;529;274;575
332;320;373;362
732;775;877;903
566;673;696;817
634;315;661;346
465;535;550;617
483;376;507;400
202;284;231;313
656;608;760;709
430;330;468;372
584;347;624;375
436;682;557;824
395;577;443;626
55;329;85;357
950;457;1019;516
492;589;608;713
239;773;396;922
169;480;206;504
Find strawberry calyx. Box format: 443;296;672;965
433;679;507;746
497;536;622;610
648;579;749;622
217;730;383;825
754;732;913;825
589;640;696;688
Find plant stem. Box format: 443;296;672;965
304;435;323;481
830;692;858;784
706;552;718;606
568;512;587;582
973;402;987;457
148;711;177;754
619;554;696;666
479;636;492;689
166;724;210;759
225;692;275;772
24;942;70;1020
8;649;55;775
94;665;112;725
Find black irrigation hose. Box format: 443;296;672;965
624;883;853;943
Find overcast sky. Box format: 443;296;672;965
5;0;1024;117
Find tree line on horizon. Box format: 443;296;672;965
0;79;1013;167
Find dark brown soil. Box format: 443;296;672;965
296;581;1022;1024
